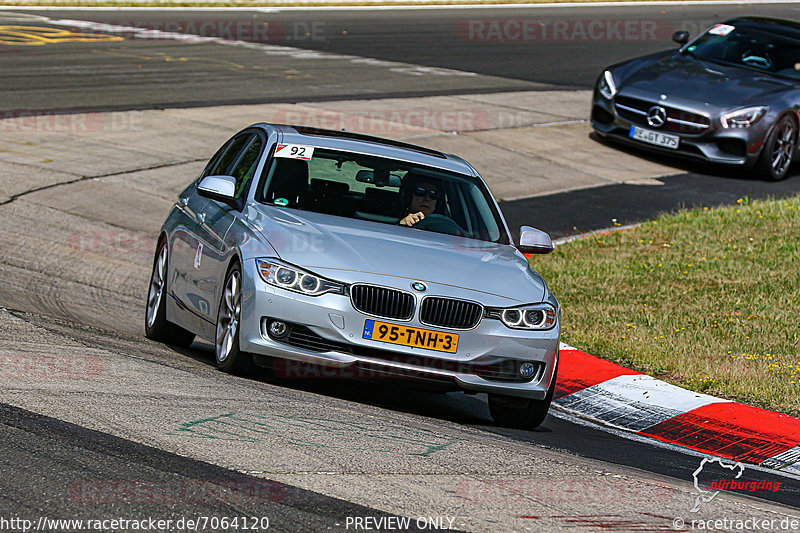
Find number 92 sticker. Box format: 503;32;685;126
708;24;735;36
274;143;314;160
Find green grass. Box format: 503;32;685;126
531;195;800;416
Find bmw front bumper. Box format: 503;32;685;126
238;259;559;400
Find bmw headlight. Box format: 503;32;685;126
486;303;557;330
598;70;617;100
256;259;345;296
721;106;768;128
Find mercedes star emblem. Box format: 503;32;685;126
647;106;667;128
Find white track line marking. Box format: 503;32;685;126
3;1;800;11
46;18;478;78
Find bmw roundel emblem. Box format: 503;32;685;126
411;282;427;292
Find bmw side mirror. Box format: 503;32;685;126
518;226;554;255
197;175;243;211
672;31;690;45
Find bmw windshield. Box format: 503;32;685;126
257;146;509;244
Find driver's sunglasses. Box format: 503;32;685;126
413;186;439;200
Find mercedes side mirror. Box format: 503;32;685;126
518;226;554;255
672;31;690;45
197;175;243;211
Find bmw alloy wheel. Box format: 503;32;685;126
144;240;194;347
146;244;167;329
216;269;241;364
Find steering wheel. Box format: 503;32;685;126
740;50;772;69
413;213;465;236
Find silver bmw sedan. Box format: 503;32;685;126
145;123;560;429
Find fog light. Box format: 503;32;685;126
519;362;536;379
269;320;289;339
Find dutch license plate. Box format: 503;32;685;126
629;126;679;149
362;319;458;354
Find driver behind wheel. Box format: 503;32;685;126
399;176;440;227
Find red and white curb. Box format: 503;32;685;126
555;343;800;476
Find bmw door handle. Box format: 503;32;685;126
197;213;206;224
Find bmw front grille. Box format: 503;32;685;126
350;284;415;320
420;297;483;330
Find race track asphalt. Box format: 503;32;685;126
0;401;432;533
1;4;800;530
3;3;800;109
4;3;800;221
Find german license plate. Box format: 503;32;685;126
362;319;458;354
629;125;679;149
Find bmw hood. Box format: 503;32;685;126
618;53;791;108
244;205;546;303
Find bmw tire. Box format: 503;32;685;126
488;363;557;430
145;239;196;347
214;261;254;375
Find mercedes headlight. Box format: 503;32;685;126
721;106;768;128
486;303;557;330
256;259;345;296
598;70;617;100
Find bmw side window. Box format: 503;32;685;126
229;135;264;199
198;142;230;182
210;134;252;177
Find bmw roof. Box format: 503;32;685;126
253;123;478;176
